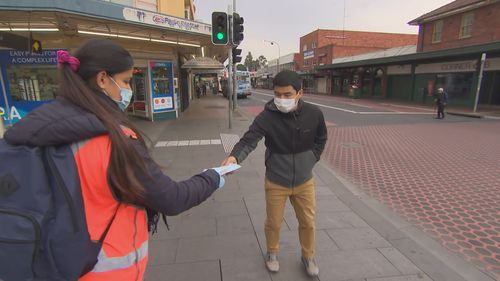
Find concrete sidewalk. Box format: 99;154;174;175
132;95;493;281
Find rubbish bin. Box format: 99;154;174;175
348;85;360;99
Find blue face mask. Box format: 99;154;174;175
109;77;133;111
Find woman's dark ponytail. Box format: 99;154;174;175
57;40;148;204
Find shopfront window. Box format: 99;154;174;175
7;65;58;102
131;67;148;112
435;73;473;101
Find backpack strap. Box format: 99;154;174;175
43;147;120;242
42;148;79;233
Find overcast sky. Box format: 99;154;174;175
195;0;452;61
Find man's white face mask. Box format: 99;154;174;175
274;97;297;113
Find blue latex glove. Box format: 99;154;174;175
210;168;225;189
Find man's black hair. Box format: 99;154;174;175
273;70;302;92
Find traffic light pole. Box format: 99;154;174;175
227;5;233;129
232;0;238;111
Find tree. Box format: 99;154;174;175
244;52;254;70
236;64;247;71
258;55;268;69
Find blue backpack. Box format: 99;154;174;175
0;140;116;281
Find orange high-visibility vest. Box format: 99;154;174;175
73;131;149;281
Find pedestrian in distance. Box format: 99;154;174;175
435;87;448;119
2;39;225;281
221;70;328;277
195;82;201;99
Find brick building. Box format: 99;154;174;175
298;29;418;72
298;29;417;94
316;0;500;109
409;0;500;52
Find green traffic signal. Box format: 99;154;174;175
211;12;228;45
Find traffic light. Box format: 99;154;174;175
211;12;228;45
232;47;242;64
232;13;244;45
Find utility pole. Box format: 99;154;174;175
232;0;238;111
227;5;233;129
473;53;486;113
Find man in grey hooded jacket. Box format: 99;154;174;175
221;70;327;276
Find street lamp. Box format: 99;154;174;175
264;40;280;74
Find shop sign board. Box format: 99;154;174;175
123;7;211;35
0;50;58;124
304;50;314;60
149;61;175;113
387;64;412;75
415;58;500;74
0;49;58;65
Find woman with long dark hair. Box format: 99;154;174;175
4;39;224;280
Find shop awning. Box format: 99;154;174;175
317;41;500;70
181;57;224;70
0;0;227;60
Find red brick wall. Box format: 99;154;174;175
418;3;500;52
298;29;417;71
293;53;301;71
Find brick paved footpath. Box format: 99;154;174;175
130;95;495;281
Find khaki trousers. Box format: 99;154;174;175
264;177;316;258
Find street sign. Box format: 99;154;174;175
32;40;42;54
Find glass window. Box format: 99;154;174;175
432;20;443;43
136;0;157;12
312;42;317;49
130;67;147;112
7;65;58;102
435;73;473;100
459;13;473;38
110;0;134;7
303;44;307;52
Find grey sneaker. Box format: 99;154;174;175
301;256;319;276
265;252;279;272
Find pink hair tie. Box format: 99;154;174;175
57;50;80;72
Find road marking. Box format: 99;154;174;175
358;112;434;115
251;90;357;113
155;139;221;148
306;101;358;113
250;90;436;115
380;103;434;112
155;135;240;152
220;133;240;153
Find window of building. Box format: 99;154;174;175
7;65;59;102
109;0;134;7
303;44;307;52
312;42;317;49
459;13;474;38
135;0;157;12
432;20;443;43
185;9;190;19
